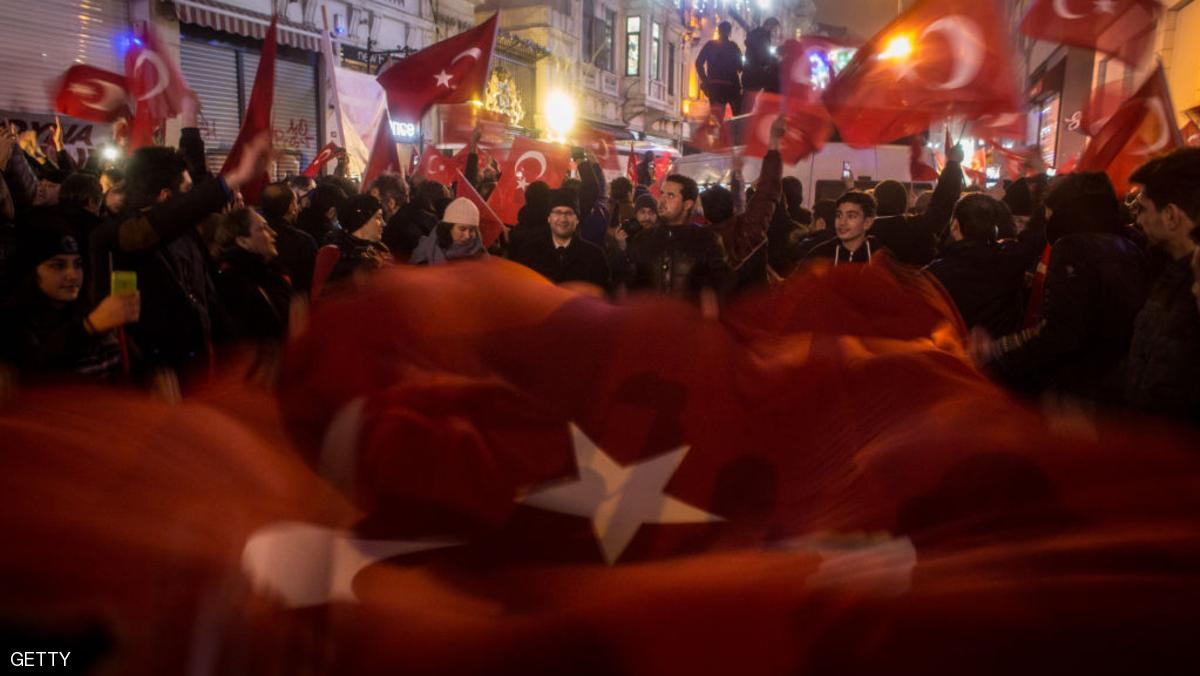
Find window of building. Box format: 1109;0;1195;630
667;42;676;94
625;16;640;76
583;0;594;65
601;9;615;72
651;21;662;81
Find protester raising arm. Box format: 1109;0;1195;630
715;114;784;269
1;124;40;212
177;91;213;184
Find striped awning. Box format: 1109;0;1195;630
174;0;321;52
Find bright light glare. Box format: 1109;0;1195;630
544;90;576;136
878;35;913;61
101;146;119;161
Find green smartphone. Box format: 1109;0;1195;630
110;270;137;296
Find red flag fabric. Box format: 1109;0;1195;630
626;142;638;184
1019;0;1162;67
7;260;1200;672
361;114;402;192
221;16;278;204
823;0;1022;148
53;65;131;123
1081;77;1133;136
486;136;572;224
743;92;833;163
270;261;1200;676
971;112;1028;144
413;144;459;186
128;103;158;150
648;155;674;198
377;13;499;122
909;137;939;181
302;142;341;178
1078;64;1182;196
124;22;189;121
992;145;1027;180
454;169;505;247
576;127;621;171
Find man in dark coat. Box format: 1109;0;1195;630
867;145;964;267
260;181;316;295
976;173;1149;402
742;17;781;99
89;130;271;378
512;188;610;291
695;21;744;120
214;208;292;341
926;194;1027;336
627;117;784;301
1121;149;1200;423
384;180;445;261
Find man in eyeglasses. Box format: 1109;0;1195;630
511;188;611;293
1122;148;1200;423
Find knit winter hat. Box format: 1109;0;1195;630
19;208;81;269
442;197;480;227
338;195;382;234
634;193;658;213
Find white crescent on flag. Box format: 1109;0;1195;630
515;150;548;181
69;80;126;112
919;16;985;91
452;48;483;65
1053;0;1086;20
1142;98;1172;154
133;50;170;101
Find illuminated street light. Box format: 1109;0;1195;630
544;90;576;140
877;35;913;61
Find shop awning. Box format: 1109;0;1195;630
174;0;321;52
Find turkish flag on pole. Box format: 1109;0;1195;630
361;113;402;192
576;127;621;171
648;155;674;198
302;142;340;178
221;16;278;205
742;92;833;163
1078;64;1182;195
626;142;638;184
486;136;571;224
454;170;505;247
377;13;499;122
124;22;190;121
413;144;459;186
53;65;130;123
1019;0;1162;67
823;0;1022;148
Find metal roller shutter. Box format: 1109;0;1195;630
180;38;241;174
241;52;320;177
0;0;130;112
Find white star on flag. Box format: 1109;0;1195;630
517;424;723;565
516;175;529;191
434;70;454;88
1094;0;1117;12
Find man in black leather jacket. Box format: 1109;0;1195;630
625;117;784;302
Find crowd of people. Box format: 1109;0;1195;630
1;102;1197;425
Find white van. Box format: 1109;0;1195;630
671;142;932;209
